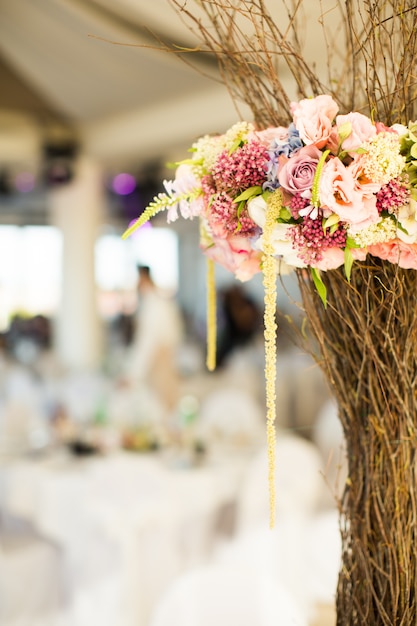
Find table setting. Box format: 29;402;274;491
0;385;260;626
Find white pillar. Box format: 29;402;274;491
49;156;104;370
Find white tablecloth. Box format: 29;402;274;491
1;448;250;626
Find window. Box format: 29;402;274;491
0;225;62;331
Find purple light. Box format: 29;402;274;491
15;171;35;193
112;173;136;195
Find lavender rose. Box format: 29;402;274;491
278;145;322;198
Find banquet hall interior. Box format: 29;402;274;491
0;2;345;625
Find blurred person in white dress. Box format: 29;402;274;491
119;265;184;422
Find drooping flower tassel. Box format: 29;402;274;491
262;191;281;528
206;257;217;371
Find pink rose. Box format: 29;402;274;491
326;127;341;154
278;145;322;199
250;126;289;148
314;245;367;271
352;247;368;262
314;247;345;271
375;122;399;134
368;240;417;269
201;231;262;281
290;95;339;149
319;157;359;214
348;157;381;196
346;158;380;232
336;112;376;154
319;157;379;230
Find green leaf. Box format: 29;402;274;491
345;235;361;249
228;137;243;154
235;200;247;231
236;200;245;219
408;127;417;143
279;206;292;221
323;214;340;230
344;246;354;283
175;157;196;166
234;186;263;202
396;221;409;235
410;143;417;159
311;267;327;308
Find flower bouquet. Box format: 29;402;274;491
123;1;417;622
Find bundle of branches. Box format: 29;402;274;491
298;259;417;624
169;0;417;126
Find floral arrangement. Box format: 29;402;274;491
120;0;417;619
124;94;417;302
123;95;417;526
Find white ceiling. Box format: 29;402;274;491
0;0;245;171
0;0;345;226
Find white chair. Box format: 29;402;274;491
274;349;331;432
149;563;307;626
218;433;327;618
236;432;325;532
312;398;347;506
0;513;67;626
196;387;265;447
305;508;341;606
0;364;50;455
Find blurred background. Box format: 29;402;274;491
0;2;346;625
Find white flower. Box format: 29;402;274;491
247;194;268;228
166;164;204;223
247;196;306;268
269;224;307;267
397;198;417;243
391;123;408;136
